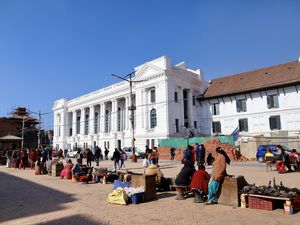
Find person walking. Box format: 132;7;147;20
94;146;101;166
194;143;200;164
119;148;127;169
199;144;206;165
170;147;176;160
86;149;93;167
112;148;121;170
29;149;37;169
104;148;109;160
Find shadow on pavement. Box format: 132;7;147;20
157;192;177;199
0;172;76;224
35;214;105;225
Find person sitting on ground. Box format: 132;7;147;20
190;164;210;203
205;147;230;205
71;159;82;181
175;160;196;200
145;161;166;191
60;159;74;179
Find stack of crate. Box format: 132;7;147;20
248;196;274;210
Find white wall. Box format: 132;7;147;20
200;85;300;136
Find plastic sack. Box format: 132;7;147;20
142;158;148;168
107;188;128;205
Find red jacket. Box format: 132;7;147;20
190;170;210;194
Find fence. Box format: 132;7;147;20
158;135;235;148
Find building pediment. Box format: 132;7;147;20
134;63;165;81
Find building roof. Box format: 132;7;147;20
201;59;300;99
0;135;23;140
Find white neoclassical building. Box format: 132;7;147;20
53;56;208;151
198;56;300;140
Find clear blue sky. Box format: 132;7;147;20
1;0;300;130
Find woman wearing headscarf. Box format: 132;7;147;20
60;159;74;179
205;147;230;205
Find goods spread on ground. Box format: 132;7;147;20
242;178;300;198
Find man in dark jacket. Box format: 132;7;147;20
199;144;206;165
86;149;93;167
112;148;121;170
94;147;101;166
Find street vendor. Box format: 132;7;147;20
145;161;167;190
71;159;83;181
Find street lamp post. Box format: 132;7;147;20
111;72;144;152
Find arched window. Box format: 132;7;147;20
150;109;157;128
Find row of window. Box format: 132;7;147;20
212;115;281;133
212;94;279;115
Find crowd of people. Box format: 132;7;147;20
4;142;298;206
172;144;230;205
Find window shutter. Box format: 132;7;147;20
245;119;248;132
236;100;241;112
242;100;247;112
267;96;271;109
269;117;274;130
274;95;279;108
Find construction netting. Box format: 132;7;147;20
158;136;235;148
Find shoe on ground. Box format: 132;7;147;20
175;194;185;200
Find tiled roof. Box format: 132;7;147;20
0;135;23;140
202;60;300;99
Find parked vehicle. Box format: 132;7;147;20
66;149;78;158
256;144;300;163
123;147;146;159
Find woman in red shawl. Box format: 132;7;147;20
60;159;74;179
29;149;37;169
190;164;210;203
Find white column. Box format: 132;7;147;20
72;111;77;136
115;100;119;132
125;97;129;130
80;108;85;135
89;106;94;134
188;90;194;128
61;112;65;138
143;89;148;129
101;103;106;133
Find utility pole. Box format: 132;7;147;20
111;72;145;152
38;110;42;147
29;110;50;148
21;117;25;149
